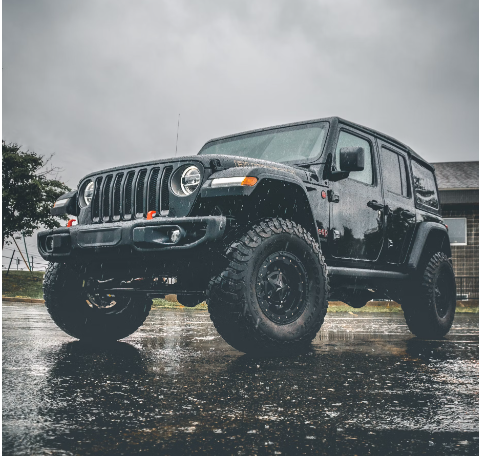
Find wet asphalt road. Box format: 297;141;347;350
3;302;479;456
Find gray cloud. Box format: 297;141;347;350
3;0;479;189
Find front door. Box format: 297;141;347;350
330;128;385;263
378;142;416;264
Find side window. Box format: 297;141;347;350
380;147;410;197
411;160;439;210
335;131;373;185
398;154;409;197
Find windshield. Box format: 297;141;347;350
198;122;329;164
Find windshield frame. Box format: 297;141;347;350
198;120;330;166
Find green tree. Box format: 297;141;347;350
2;141;71;247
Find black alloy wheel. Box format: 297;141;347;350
256;251;308;325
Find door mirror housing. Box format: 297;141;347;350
339;147;364;172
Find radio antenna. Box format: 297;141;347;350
175;114;180;157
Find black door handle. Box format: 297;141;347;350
327;190;340;203
401;209;415;219
367;200;385;211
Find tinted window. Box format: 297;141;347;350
199;122;329;164
335;131;373;185
411;160;439;210
381;147;409;197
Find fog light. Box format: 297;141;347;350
170;229;181;243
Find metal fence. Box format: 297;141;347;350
456;276;479;300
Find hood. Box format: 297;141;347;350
79;154;306;184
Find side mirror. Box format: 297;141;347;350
339;147;364;172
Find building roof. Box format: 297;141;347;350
431;161;479;190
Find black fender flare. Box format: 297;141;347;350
407;222;451;272
199;166;320;241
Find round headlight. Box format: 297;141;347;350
81;180;94;206
180;166;201;195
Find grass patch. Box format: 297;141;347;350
456;306;479;313
2;271;45;299
152;299;208;310
328;304;403;313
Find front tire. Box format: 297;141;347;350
207;218;329;353
43;262;152;341
401;252;456;338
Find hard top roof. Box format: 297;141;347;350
202;116;430;168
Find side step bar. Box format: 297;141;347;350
328;267;408;282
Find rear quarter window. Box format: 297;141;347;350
411;160;439;211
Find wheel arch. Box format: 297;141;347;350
243;179;319;242
407;222;452;274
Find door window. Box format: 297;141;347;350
334;131;373;185
380;147;410;197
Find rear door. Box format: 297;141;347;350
329;127;385;263
378;142;416;264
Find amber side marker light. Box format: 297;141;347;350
241;177;258;186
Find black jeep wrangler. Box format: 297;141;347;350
38;117;456;352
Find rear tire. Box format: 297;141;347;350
43;262;152;341
401;252;456;338
207;218;329;353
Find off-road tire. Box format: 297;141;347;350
401;252;456;338
43;262;152;341
207;218;329;353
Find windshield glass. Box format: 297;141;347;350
198;122;329;164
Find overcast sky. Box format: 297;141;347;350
3;0;479;189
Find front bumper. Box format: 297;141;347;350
37;216;227;262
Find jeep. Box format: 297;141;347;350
38;117;456;352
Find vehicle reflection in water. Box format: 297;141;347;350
3;305;479;455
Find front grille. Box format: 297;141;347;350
91;165;173;223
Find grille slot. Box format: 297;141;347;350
160;166;173;214
147;168;161;213
92;177;103;220
112;173;124;218
102;175;113;220
135;169;147;216
123;171;135;217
